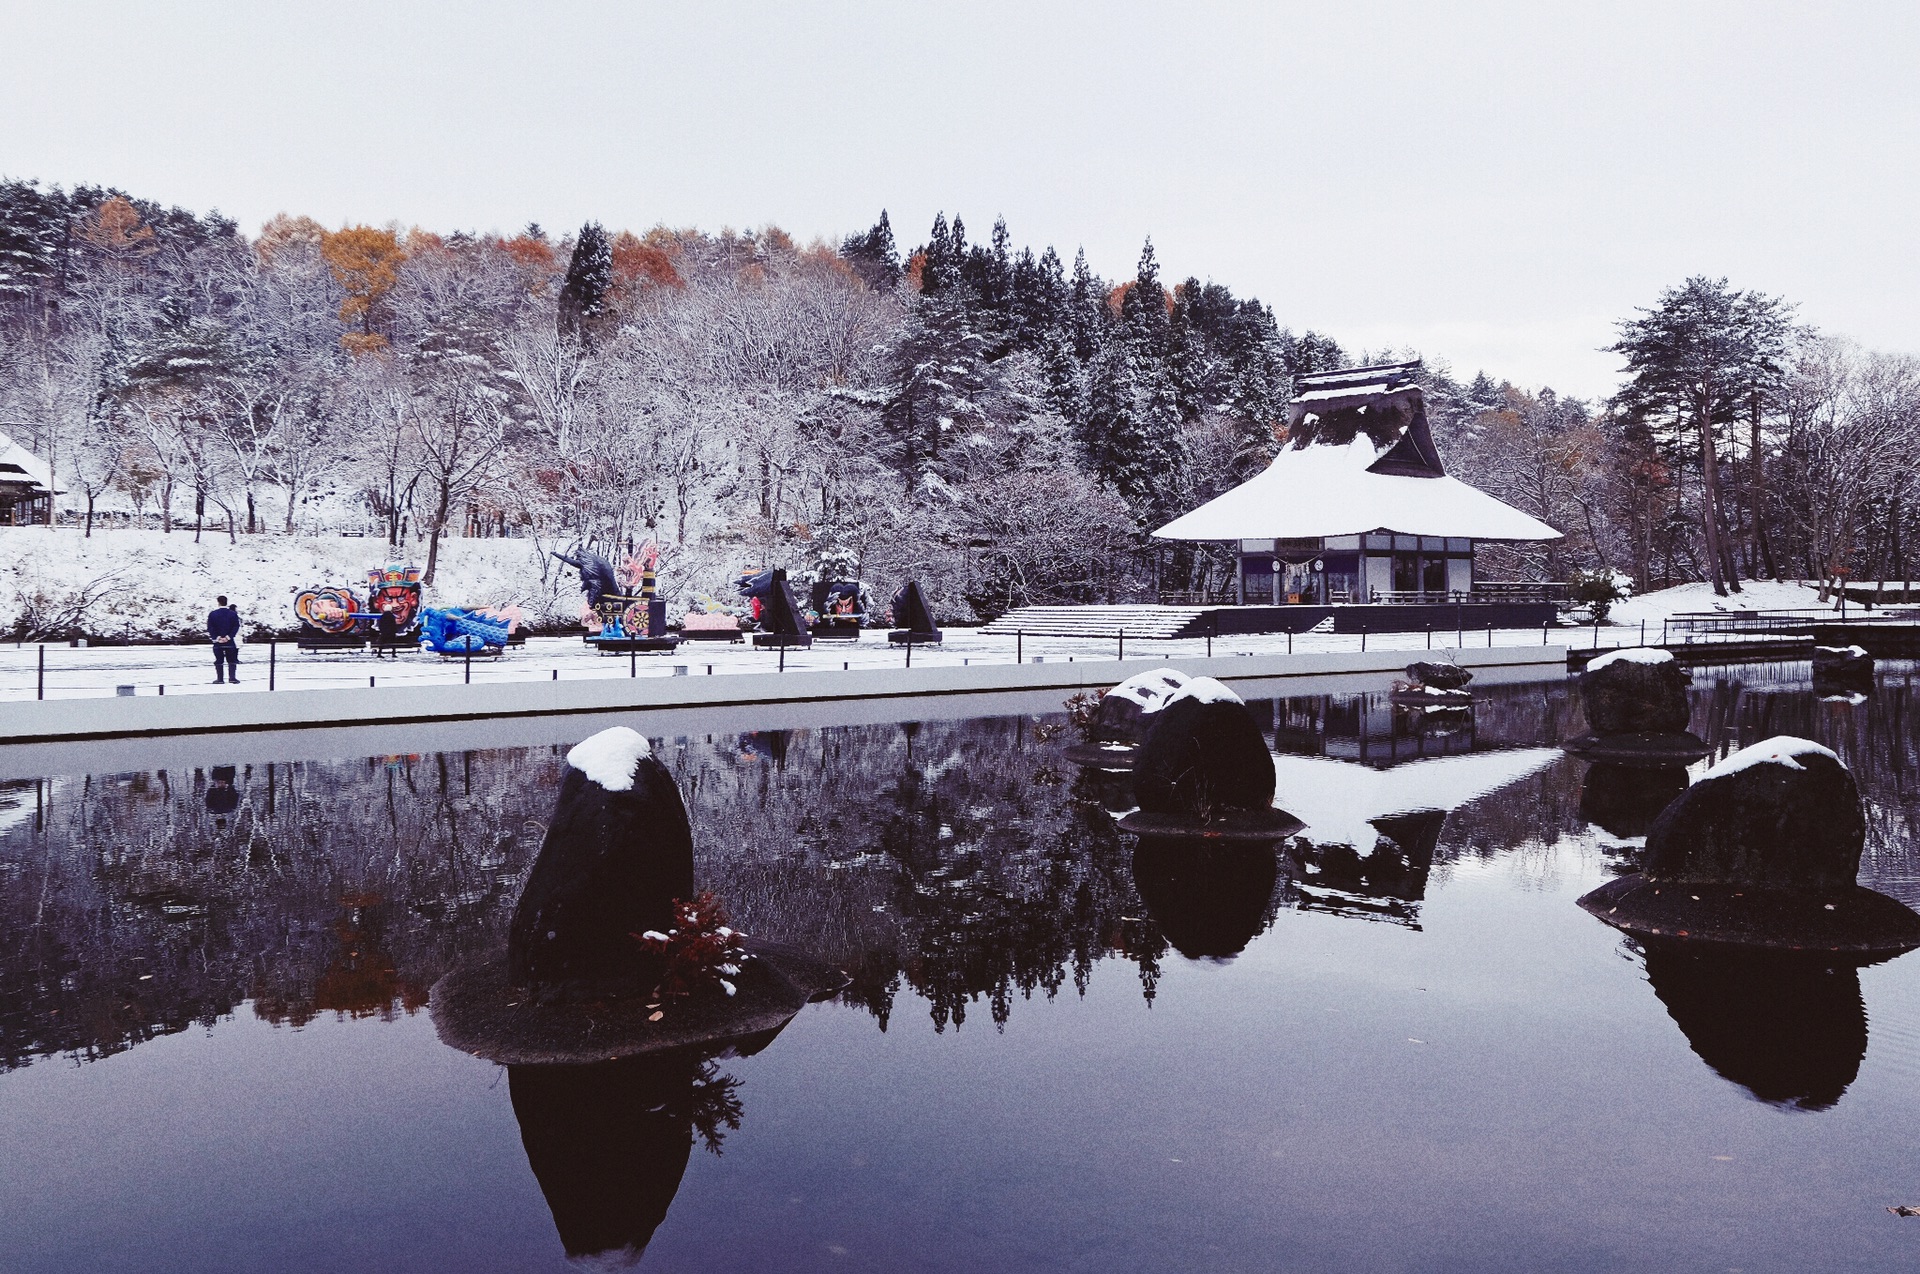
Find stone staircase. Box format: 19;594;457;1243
979;605;1208;640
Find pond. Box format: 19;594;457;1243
3;666;1920;1272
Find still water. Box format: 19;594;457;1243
3;667;1920;1272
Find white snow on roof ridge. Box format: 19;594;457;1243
1170;675;1242;706
1814;645;1868;657
1701;736;1840;781
1585;647;1675;672
567;726;653;791
1151;434;1559;543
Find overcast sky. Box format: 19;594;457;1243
4;1;1916;399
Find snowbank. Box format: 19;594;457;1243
0;527;577;641
1605;579;1833;627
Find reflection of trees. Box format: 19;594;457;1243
12;670;1913;1069
0;752;558;1071
676;721;1157;1031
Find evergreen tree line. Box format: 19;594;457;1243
2;175;1915;618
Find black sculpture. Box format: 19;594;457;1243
553;546;621;610
738;568;811;648
887;580;942;646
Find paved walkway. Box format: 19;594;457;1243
1;625;1586;701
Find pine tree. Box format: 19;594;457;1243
0;179;67;307
557;221;614;341
840;210;900;292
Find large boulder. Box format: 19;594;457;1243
1092;668;1191;744
1811;644;1874;695
1133;679;1276;820
1580;647;1692;735
1405;661;1473;691
507;727;694;1000
1578;735;1920;953
1641;737;1861;890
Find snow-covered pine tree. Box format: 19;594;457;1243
0;179;67;307
557;221;613;341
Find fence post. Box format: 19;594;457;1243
630;647;636;678
1118;629;1124;661
1427;623;1432;650
1017;630;1023;665
465;643;472;685
1641;619;1646;647
36;645;43;701
1487;623;1493;648
906;640;913;668
778;643;785;673
269;639;277;691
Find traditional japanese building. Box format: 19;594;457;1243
1153;362;1558;605
0;432;56;526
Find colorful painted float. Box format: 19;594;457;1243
555;542;681;655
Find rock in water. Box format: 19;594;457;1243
1578;735;1920;953
1811;644;1874;694
1092;668;1191;744
1565;646;1707;765
1641;737;1862;890
1134;680;1276;819
1580;647;1692;735
1404;661;1472;691
508;727;694;1000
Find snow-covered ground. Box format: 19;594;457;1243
0;627;1578;702
1605;579;1840;628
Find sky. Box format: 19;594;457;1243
3;0;1917;400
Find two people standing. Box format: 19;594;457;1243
207;595;241;684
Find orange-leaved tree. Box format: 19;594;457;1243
320;225;406;351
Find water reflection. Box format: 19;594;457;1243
1638;940;1872;1112
508;1036;768;1266
6;668;1920;1079
1131;837;1286;959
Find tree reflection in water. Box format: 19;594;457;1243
6;668;1920;1077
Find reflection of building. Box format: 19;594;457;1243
1272;695;1478;766
1275;748;1562;927
1153;363;1558;606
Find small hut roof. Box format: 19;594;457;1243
1153;362;1559;544
0;433;56;495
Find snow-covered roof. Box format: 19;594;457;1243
1152;364;1559;544
1153;434;1561;542
0;432;55;495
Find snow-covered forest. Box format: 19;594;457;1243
3;176;1918;627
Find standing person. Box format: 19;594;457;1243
375;608;400;659
208;595;241;684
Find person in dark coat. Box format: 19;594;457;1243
207;596;241;684
375;608;401;659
